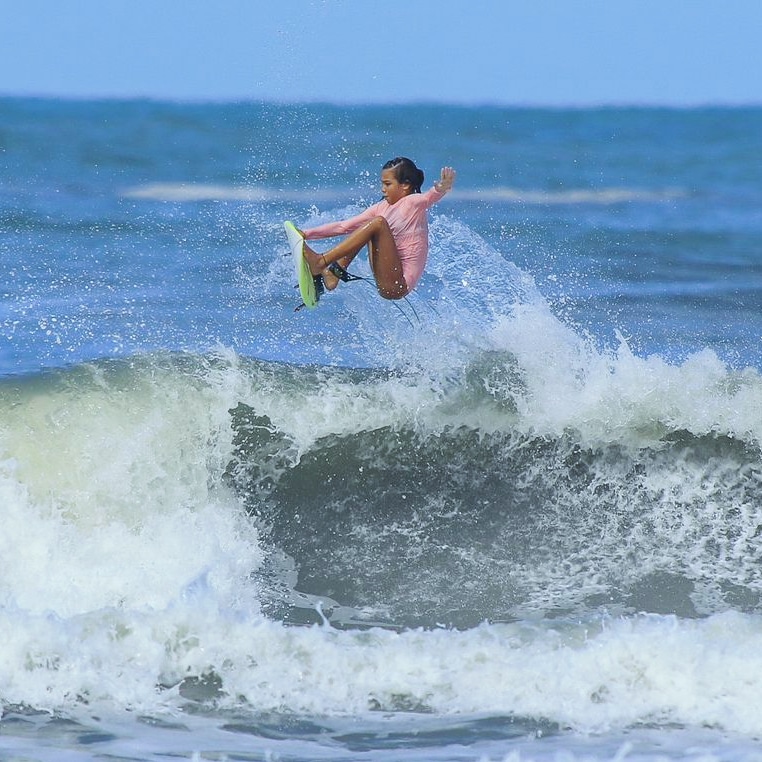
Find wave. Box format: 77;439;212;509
456;187;686;204
0;355;762;732
2;212;762;732
0;336;761;732
122;182;330;203
121;182;683;205
3;282;762;631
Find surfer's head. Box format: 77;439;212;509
382;157;424;195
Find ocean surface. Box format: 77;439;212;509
2;97;762;761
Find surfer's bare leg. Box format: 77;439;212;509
367;226;407;300
303;217;408;300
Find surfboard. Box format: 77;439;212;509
284;220;321;309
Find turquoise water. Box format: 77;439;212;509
2;98;762;760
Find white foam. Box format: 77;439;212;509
486;304;762;448
3;565;762;737
352;215;762;450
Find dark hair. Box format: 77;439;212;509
382;156;424;194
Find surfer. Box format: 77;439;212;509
299;157;455;300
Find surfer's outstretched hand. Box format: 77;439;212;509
435;166;456;194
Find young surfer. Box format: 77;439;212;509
299;157;456;300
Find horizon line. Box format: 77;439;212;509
2;91;761;110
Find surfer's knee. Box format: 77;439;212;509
364;216;390;235
377;280;408;301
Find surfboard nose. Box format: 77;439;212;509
284;221;304;250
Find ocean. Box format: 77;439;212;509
1;97;762;761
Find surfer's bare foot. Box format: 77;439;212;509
322;267;340;290
302;242;326;277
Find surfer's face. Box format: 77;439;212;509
380;169;411;205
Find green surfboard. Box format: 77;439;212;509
284;221;320;309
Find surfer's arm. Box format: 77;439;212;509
416;168;455;209
303;205;380;241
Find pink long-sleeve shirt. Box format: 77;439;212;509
302;186;446;291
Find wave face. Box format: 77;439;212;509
228;350;762;630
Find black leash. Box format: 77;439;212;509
295;263;420;327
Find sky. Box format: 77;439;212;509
1;0;760;106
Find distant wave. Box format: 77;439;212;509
455;186;686;204
122;183;334;203
122;182;683;205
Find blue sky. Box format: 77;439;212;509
1;0;760;106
